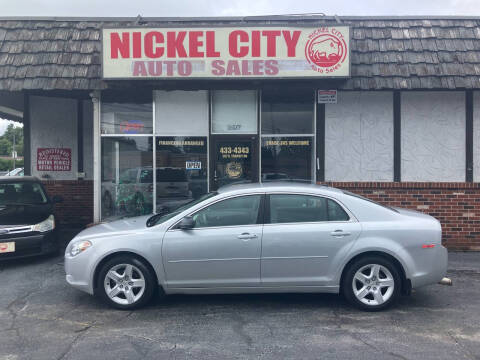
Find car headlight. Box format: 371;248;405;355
69;240;92;257
32;215;55;233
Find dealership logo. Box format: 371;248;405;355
305;29;348;74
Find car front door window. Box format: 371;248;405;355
192;195;262;228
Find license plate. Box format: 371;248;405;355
0;242;15;253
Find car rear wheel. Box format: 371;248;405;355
342;256;401;311
97;255;156;310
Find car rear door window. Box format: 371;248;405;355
269;194;349;223
327;199;350;221
192;195;262;228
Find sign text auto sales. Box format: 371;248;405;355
102;27;350;79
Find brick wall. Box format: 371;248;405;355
322;182;480;251
42;180;93;229
40;180;479;250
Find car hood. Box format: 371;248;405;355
75;215;152;240
0;203;52;226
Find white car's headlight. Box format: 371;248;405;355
32;215;55;233
69;240;92;257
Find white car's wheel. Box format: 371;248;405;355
343;256;401;311
96;255;156;310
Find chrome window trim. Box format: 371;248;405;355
167;193;265;231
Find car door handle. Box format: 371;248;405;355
330;230;351;237
237;233;258;240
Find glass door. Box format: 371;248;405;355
210;136;258;190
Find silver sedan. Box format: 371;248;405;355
65;182;447;311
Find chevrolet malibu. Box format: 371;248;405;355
65;183;447;311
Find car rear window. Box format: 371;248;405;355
342;190;398;213
0;182;48;205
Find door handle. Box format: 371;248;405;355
330;230;351;237
237;233;258;240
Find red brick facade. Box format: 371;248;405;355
322;182;480;251
41;180;479;250
42;180;93;229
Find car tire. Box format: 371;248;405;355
96;255;156;310
342;256;401;311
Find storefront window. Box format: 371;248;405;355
261;88;314;134
261;137;313;182
261;88;315;182
212;90;257;134
156;137;208;212
101;91;153;135
101;137;153;219
155;90;208;135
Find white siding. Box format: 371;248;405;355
474;92;480;182
30;96;78;180
401;92;465;182
325;91;393;181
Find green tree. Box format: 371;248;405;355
0;138;11;156
0;123;23;157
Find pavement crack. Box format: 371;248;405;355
332;308;409;360
447;331;476;360
56;321;95;360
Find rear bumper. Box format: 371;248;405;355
410;245;448;288
0;231;58;260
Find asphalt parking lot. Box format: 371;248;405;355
0;251;479;360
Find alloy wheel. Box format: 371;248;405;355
352;263;395;306
104;263;146;305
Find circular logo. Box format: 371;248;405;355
305;30;347;71
225;162;243;179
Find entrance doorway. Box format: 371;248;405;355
210;136;258;190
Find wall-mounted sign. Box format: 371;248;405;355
119;120;145;134
318;90;337;104
37;148;72;172
102;26;350;79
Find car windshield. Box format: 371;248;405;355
0;182;48;205
342;190;398;213
147;192;217;227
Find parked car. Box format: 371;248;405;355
65;182;447;311
102;166;193;217
5;168;24;177
0;176;62;260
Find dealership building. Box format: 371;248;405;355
0;15;479;250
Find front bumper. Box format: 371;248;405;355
0;230;58;260
64;250;95;295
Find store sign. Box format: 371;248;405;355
37;148;72;172
119;120;145;134
102;26;350;79
186;161;201;170
318;90;337;104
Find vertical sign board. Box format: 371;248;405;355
102;27;350;79
318;90;337;104
37;148;72;171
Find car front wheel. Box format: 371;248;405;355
343;256;401;311
96;255;156;310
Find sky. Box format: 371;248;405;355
0;0;479;17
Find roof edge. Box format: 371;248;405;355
1;15;480;22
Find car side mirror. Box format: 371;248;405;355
52;195;63;204
178;216;195;230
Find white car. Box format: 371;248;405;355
66;182;448;311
